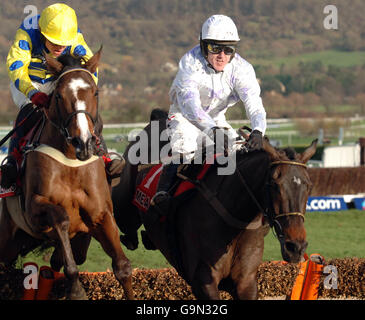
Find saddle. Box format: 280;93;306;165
132;160;215;215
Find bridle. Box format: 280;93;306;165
45;68;99;143
235;159;307;240
177;156;307;239
268;160;307;220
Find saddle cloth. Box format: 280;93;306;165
132;162;213;213
0;128;36;199
0;117;43;197
0;171;16;198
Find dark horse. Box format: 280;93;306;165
0;49;133;300
112;111;317;299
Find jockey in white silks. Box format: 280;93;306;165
151;14;267;210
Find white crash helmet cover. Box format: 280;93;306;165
201;15;240;42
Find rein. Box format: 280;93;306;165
185;157;307;235
45;68;98;143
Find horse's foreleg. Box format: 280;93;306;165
231;229;265;300
50;233;92;272
92;212;134;300
52;217;87;300
233;267;259;300
29;196;87;300
191;262;221;300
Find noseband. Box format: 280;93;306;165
46;68;98;143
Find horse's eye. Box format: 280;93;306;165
94;90;99;97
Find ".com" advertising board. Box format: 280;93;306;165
306;197;348;212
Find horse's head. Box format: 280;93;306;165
263;138;318;263
45;48;102;161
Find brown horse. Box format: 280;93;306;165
0;50;133;300
112;111;317;299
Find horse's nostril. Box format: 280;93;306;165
284;241;298;254
284;240;308;255
71;137;82;148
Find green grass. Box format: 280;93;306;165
17;210;365;272
252;50;365;68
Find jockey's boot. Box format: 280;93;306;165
105;152;125;187
0;103;42;189
94;133;125;187
92;114;125;187
0;156;17;189
150;163;179;214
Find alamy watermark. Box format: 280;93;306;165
323;5;338;30
23;5;38;30
126;120;238;175
323;265;338;290
23;263;38;290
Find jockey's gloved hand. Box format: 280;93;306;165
246;130;263;151
31;92;50;109
210;126;229;156
106;157;126;177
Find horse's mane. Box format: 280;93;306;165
235;149;270;172
235;143;298;172
276;147;297;160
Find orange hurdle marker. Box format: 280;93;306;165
290;253;325;300
36;266;65;300
22;266;110;300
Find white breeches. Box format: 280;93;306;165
167;110;239;162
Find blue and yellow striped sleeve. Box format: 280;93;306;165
71;32;98;85
7;28;38;98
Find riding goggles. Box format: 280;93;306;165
207;43;236;55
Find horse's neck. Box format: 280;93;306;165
39;123;76;159
218;153;269;217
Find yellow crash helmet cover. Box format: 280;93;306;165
39;3;78;46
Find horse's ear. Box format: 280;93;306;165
262;137;280;161
85;46;102;74
44;52;63;75
299;139;318;164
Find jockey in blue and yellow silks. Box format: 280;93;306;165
7;3;97;109
0;3;124;190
